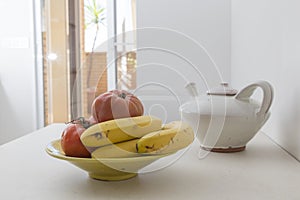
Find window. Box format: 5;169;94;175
41;0;136;124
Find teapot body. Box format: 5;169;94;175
180;81;273;152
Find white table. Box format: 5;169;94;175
1;124;299;200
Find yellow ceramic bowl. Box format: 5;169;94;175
46;140;171;181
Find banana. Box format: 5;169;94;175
92;139;139;158
136;121;194;154
90;120;194;158
80;115;162;148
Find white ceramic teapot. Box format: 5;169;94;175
179;81;273;152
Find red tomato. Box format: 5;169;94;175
91;89;144;123
61;123;91;158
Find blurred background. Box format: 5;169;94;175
0;0;299;162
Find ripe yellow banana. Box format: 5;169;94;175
80;115;162;148
90;121;194;158
136;121;194;154
92;139;139;158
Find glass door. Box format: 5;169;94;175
41;0;136;124
42;0;70;124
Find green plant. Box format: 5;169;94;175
84;0;106;88
85;0;106;52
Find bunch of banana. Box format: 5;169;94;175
136;121;194;154
80;115;194;158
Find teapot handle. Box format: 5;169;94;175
235;81;274;116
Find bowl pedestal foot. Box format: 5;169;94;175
89;172;137;181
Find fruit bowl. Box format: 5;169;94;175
46;139;172;181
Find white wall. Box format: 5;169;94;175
231;0;300;160
135;0;231;122
0;0;38;144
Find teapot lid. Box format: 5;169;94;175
207;82;238;96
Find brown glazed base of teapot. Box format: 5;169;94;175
200;146;246;153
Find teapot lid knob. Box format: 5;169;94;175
207;82;238;96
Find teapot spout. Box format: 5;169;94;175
185;82;198;97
